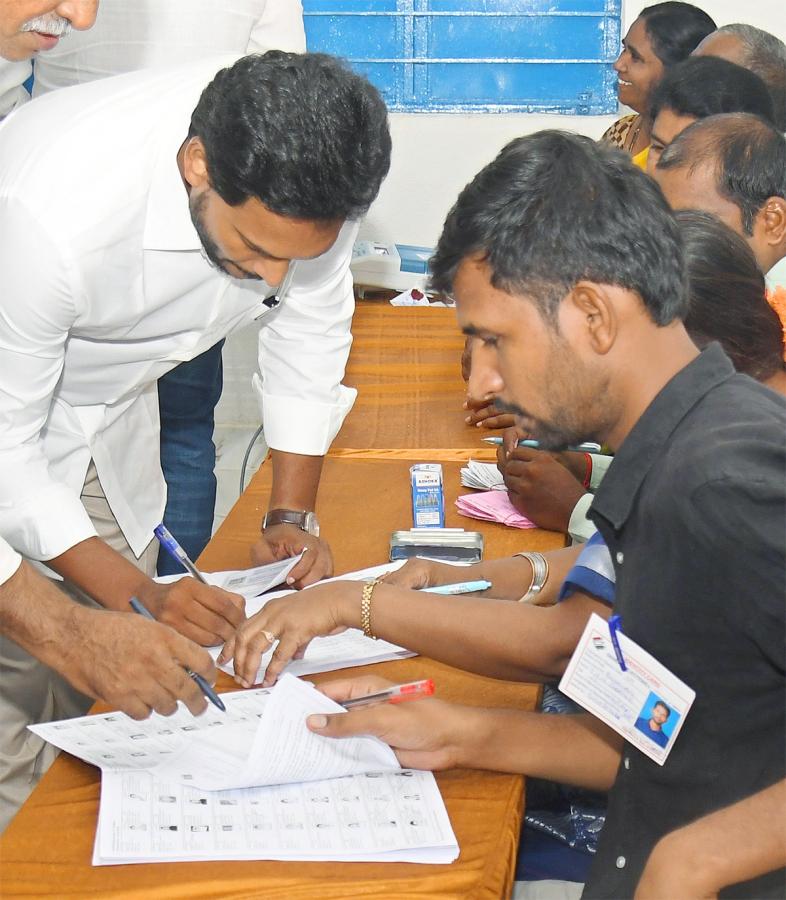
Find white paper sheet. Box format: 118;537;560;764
93;767;458;865
153;675;399;791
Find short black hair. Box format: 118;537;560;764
677;210;784;382
658;113;786;235
710;24;786;131
430;131;687;326
189;51;391;220
649;57;774;125
639;2;716;68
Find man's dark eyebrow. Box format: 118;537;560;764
235;229;282;261
462;325;480;337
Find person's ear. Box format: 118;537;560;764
564;281;617;355
182;137;210;190
755;196;786;260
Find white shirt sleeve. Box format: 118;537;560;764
589;452;613;490
568;492;597;544
253;221;358;455
248;0;307;53
0;199;97;560
0;537;22;587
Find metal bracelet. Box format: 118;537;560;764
514;551;550;604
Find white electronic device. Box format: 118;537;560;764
351;240;433;291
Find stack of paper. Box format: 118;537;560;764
30;676;459;865
456;491;537;529
460;460;505;491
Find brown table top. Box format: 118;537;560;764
333;302;483;452
0;300;566;898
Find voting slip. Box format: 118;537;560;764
155;553;305;599
459;460;505;491
559;613;696;766
30;677;458;865
211;562;416;685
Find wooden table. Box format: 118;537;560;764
332;302;481;452
0;301;566;898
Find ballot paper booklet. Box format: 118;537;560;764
30;559;458;866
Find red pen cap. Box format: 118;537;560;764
388;679;435;704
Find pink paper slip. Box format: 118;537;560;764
455;491;537;529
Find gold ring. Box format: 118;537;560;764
262;630;277;644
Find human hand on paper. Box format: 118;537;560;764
64;608;216;719
307;675;472;771
251;525;333;588
381;558;479;590
140;577;245;647
218;580;355;687
495;444;586;533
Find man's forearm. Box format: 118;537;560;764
268;449;325;510
0;559;92;669
46;536;153;611
645;779;786;895
458;707;622;791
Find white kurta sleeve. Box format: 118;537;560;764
253;221;358;455
248;0;307;54
0;537;22;587
0;199;97;560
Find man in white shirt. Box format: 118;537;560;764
0;50;390;827
0;0;223;835
19;0;309;576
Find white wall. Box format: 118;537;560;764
359;0;786;249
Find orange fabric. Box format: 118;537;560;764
0;300;564;896
766;286;786;361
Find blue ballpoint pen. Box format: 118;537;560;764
482;437;600;453
129;596;226;712
153;523;208;584
422;579;492;595
608;614;627;672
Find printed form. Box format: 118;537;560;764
31;675;458;865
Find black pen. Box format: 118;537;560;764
129;596;226;712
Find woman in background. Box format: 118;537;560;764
602;1;716;167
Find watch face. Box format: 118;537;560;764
304;512;320;538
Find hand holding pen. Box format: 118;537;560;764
130;597;226;712
307;675;466;772
133;524;246;647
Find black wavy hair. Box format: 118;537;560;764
649;56;774;125
658;113;786;235
189;51;391;220
639;2;716;67
430;131;687;326
678;209;784;381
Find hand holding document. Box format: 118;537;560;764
154;675;400;791
30;676;459;865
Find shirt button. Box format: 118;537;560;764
616;551;624;565
616;856;626;869
623;756;630;770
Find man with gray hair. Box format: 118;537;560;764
694;24;786;131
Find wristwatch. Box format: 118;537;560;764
262;508;320;537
